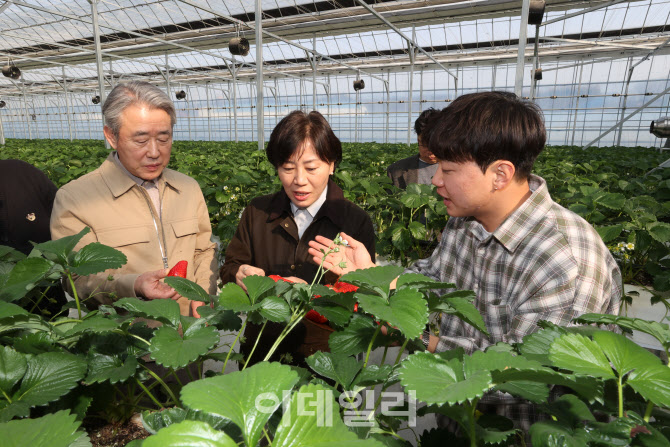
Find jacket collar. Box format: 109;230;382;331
100;151;184;198
267;178;349;228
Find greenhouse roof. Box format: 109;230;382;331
0;0;669;96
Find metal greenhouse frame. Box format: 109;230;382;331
0;0;669;148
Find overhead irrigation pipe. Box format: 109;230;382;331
4;0;318;87
581;84;670;150
354;0;458;86
176;0;387;85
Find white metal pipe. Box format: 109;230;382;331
355;0;457;81
515;0;531;97
256;0;264;150
206;83;211;141
90;0;109;148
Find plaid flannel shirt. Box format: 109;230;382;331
407;175;622;434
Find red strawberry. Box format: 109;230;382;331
167;260;188;278
332;281;358;293
354;303;359;312
305;309;328;324
269;275;293;283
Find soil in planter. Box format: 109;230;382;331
84;414;150;447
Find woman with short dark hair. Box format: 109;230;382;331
220;110;375;366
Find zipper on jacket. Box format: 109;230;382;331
138;185;169;269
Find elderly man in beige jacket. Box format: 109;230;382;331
50;81;217;317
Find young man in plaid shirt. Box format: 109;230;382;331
309;91;622;434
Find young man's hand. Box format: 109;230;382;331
307;232;376;276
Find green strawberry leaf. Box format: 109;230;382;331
395;273;456;291
70;243;127;276
63;315;120;337
33;227;90;265
306;352;362;389
242;275;277;304
627;364;670;408
530;420;586;447
141;407;238;437
0;302;29;319
258;296;290;323
540;394;595;426
441;297;488;335
647;221;670;243
85;353;138;384
142;420;238;447
592;330;661;377
340;265;405;300
400;352;492;405
0;257;53;302
217;282;253;311
16;352;87;407
329;314;392;357
273;383;385;447
353;364;395;387
355;288;428;339
595;224;624;243
519;325;568;364
164;276;211;303
0;346;27;395
0;410;84;447
495;380;549;403
115;298;181;328
408;221;427;239
149;324;219;368
549;333;616;379
180;362;300;447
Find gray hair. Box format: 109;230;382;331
102;81;176;138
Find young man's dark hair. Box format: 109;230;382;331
426;91;546;181
265;110;342;169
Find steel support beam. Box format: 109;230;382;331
407;27;416;147
206;82;211;141
385;76;390;144
43;95;51;140
582;85;670;149
232;63;238;143
355;0;457;82
63;67;73;142
21;82;31;140
0;101;5;145
571;62;584;146
515;0;531;97
256;0;264;150
89;0;109;148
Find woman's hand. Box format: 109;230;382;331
307;232;375;277
236;264;266;291
282;276;308;284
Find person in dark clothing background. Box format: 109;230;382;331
387;108;441;190
0;159;66;315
